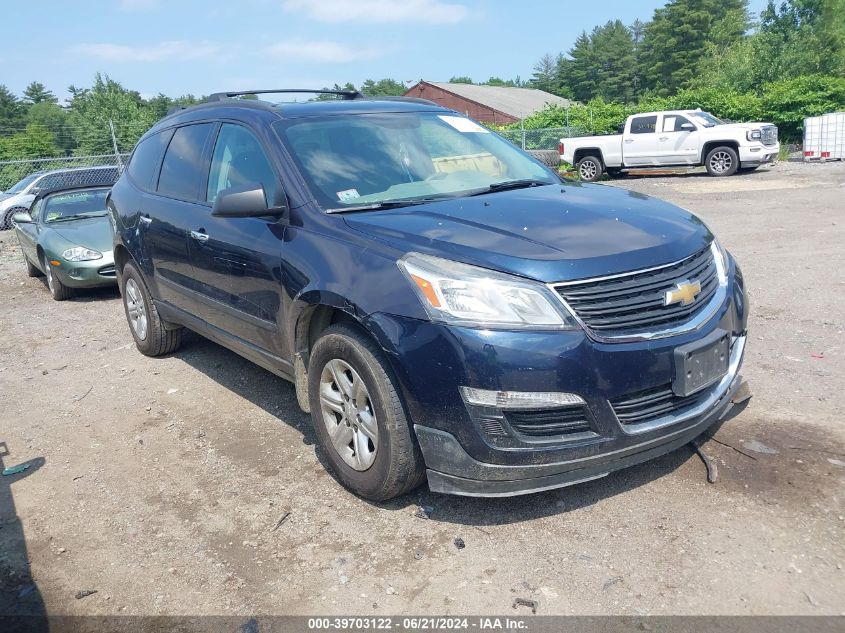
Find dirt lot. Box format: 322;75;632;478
1;161;843;617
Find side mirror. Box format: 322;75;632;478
680;122;696;131
12;212;33;224
211;183;287;218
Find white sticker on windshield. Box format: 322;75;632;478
438;115;490;134
336;188;360;202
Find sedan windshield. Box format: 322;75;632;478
44;188;110;223
7;172;41;194
273;112;557;211
690;111;723;128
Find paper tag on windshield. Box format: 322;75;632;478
336;188;360;202
438;115;490;134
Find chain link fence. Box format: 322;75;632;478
495;126;592;151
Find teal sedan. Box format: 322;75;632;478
13;184;117;300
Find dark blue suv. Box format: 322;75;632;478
109;89;748;500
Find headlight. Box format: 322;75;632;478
711;240;729;285
397;252;579;330
62;247;103;262
747;129;762;141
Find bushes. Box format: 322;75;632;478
517;75;845;141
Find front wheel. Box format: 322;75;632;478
576;155;603;182
308;324;425;500
705;146;739;177
43;255;73;301
121;261;183;356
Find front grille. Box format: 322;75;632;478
762;126;778;146
504;406;593;437
98;264;116;277
610;384;704;426
555;245;719;336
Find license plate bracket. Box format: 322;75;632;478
673;330;730;397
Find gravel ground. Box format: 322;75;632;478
0;161;843;617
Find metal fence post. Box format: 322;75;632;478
108;119;123;170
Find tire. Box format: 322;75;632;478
308;323;425;501
576;155;603;182
1;207;27;231
527;149;561;168
121;261;183;356
705;146;739;177
23;252;41;277
42;255;73;301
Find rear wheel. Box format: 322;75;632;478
43;255;73;301
705;146;739;177
121;261;183;356
576;155;603;182
23;252;41;277
308;324;425;500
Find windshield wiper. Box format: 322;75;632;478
467;179;551;196
325;197;448;214
49;212;108;222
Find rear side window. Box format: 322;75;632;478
630;116;657;134
127;130;173;190
157;123;214;201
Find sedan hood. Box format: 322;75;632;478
48;216;113;253
343;183;713;282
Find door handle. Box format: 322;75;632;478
190;230;209;243
624;139;634;144
139;216;151;226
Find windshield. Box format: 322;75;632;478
689;111;723;128
273;112;557;210
7;173;42;194
44;188;110;223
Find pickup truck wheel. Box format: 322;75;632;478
706;146;739;177
577;156;603;182
121;261;183;356
308;324;425;501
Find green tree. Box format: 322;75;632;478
561;31;597;102
0;85;25;128
22;81;57;105
530;54;561;95
67;73;157;154
360;78;407;96
448;76;474;84
26;102;74;154
639;0;751;95
0;123;59;160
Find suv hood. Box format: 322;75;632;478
343;183;713;283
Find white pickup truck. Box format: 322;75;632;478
560;110;779;181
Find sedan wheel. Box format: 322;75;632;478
124;277;148;341
319;358;379;471
43;255;72;300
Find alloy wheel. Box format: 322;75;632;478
709;151;733;174
579;160;598;180
319;358;378;471
125;278;149;341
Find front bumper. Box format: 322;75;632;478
418;336;744;496
365;258;749;497
739;142;780;167
50;252;117;288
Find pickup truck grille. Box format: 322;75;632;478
762;126;778;146
554;245;719;336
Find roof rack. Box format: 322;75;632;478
206;89;363;102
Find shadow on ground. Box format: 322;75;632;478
0;441;47;630
169;336;762;527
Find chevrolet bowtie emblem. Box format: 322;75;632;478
665;279;702;307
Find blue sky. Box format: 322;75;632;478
2;0;771;103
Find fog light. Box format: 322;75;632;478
460;387;585;409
